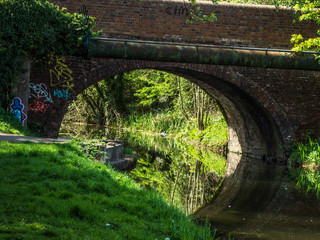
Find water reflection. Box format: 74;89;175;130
60;122;227;214
124;131;226;214
60;123;320;239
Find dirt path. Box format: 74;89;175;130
0;132;71;143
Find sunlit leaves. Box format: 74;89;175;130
290;0;320;59
133;70;178;110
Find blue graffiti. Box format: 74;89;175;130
29;83;53;103
54;89;71;100
10;97;27;126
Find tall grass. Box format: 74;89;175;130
0;141;223;240
289;137;320;198
125;111;228;149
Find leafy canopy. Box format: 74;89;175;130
0;0;100;108
291;0;320;58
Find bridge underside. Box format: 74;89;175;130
161;67;285;227
29;57;320;230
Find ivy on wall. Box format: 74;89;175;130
0;0;100;109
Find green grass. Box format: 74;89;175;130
0;141;219;240
0;107;38;136
289;137;320;198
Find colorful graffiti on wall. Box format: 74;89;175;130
49;57;75;92
53;89;72;100
29;83;53;103
28;96;50;113
10;97;27;126
28;57;75;117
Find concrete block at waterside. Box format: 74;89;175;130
109;155;137;171
103;140;123;162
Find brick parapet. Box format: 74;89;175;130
49;0;317;48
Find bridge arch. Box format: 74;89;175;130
70;58;289;157
34;58;288;224
22;0;319;231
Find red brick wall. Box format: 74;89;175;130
29;0;320;152
29;57;320;146
49;0;317;48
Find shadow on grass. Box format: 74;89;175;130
0;141;220;240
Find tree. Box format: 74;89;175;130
133;70;178;111
291;0;320;59
0;0;99;109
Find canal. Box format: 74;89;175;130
60;122;227;215
60;122;320;240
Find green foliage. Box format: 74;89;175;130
0;141;220;239
187;0;218;23
0;0;100;108
290;1;320;62
64;69;228;150
289;137;320;198
218;0;294;5
0;107;38;136
125;111;228;149
77;139;107;162
133;70;178;110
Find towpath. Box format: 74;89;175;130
0;132;71;143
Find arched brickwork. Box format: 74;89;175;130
28;55;320;227
25;0;320;228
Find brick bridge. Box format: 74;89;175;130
25;0;320;229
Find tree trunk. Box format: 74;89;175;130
178;77;189;121
171;163;185;205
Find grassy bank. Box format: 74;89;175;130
0;141;222;240
289;137;320;198
0;107;38;136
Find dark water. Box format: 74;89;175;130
60;123;320;240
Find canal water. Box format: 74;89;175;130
60;123;320;240
60;122;227;215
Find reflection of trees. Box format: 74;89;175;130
58;125;226;214
172;160;223;214
126;131;226;214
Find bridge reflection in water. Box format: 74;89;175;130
60;123;320;240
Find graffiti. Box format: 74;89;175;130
10;97;27;126
28;96;50;113
166;6;189;16
49;57;75;92
29;83;53;103
53;89;72;100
